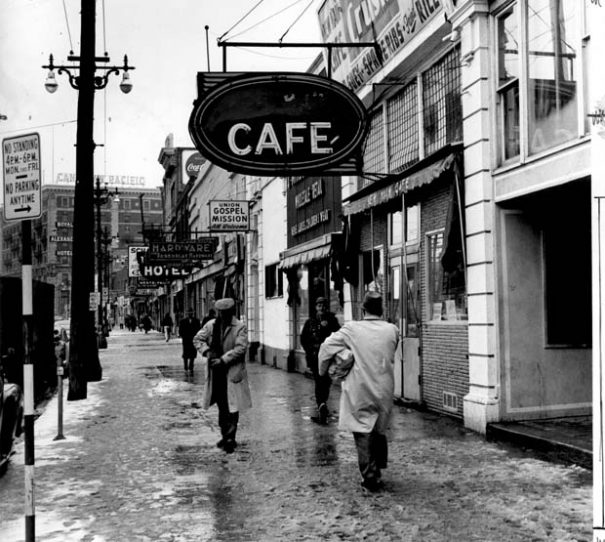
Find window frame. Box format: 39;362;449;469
264;263;284;299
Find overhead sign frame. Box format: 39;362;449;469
2;132;42;221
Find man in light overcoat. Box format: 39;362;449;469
318;292;399;491
193;298;251;453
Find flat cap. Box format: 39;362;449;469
215;298;235;310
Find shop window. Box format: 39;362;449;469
427;231;466;321
265;263;283;298
389;204;420;247
362;248;383;294
544;209;591;347
496;0;580;164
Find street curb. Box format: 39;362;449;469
486;423;592;470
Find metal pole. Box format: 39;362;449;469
205;25;211;71
95;178;106;348
68;0;101;399
22;219;35;541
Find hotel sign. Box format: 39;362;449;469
189;73;368;176
318;0;443;91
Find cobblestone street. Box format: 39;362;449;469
0;330;592;541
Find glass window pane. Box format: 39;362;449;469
406;204;419;243
502;84;521;160
498;5;519;85
387;82;419;172
527;0;579;154
390;211;402;246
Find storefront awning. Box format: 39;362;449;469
279;233;335;270
343;152;456;216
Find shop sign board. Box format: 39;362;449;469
128;245;148;278
209;200;250;231
138;265;194;281
318;0;443;91
2;132;42;221
146;239;218;263
189;72;368;176
182;150;205;180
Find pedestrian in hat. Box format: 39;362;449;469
179;308;201;373
318;292;399;492
193;298;251;453
300;296;340;424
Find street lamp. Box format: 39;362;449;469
42;0;134;400
43;53;134;94
94;177;119;349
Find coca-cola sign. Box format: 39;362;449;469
189;73;368;176
185;152;205;177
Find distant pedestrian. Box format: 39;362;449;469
301;297;340;424
318;292;399;492
193;298;251;454
201;308;216;327
141;314;152;334
179;308;201;373
161;313;174;342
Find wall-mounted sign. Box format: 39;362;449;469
56;173;146;187
181;150;206;181
189;72;368;176
209;200;250;231
128;245;148;277
146;239;219;264
138;265;194;281
2;132;42;221
318;0;443;91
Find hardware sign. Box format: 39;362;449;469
189;73;368;176
146;239;219;263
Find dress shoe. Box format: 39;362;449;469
318;403;329;424
216;439;225;449
223;439;236;453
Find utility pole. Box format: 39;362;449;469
42;1;133;400
68;0;101;399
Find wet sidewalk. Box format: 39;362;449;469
0;329;593;541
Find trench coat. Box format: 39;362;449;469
193;316;252;414
318;315;399;434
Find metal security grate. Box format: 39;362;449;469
387;81;419;173
442;391;458;412
422;48;462;156
362;109;386;185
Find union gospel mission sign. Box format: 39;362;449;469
318;0;443;91
189;72;368;176
209;200;250;231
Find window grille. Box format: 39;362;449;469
387;81;419;173
361;110;385;188
422;49;462;156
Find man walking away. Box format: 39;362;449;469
179;308;201;373
193;298;251;454
301;297;340;424
318;292;399;492
161;313;174;342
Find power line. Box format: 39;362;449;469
228;0;308;40
219;0;267;41
279;0;314;43
61;0;74;51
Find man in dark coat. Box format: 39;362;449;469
179;308;201;373
301;297;341;424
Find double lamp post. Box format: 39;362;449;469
42;0;134;400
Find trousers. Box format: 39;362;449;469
212;365;239;442
353;429;388;484
306;353;332;407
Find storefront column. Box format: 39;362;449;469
451;1;498;434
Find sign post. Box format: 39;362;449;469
2;132;41;542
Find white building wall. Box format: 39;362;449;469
259;177;289;359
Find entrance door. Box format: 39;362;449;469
389;258;421;402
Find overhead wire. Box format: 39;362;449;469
61;0;74;52
228;0;308;40
219;0;268;41
279;0;315;43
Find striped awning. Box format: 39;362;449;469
278;234;334;269
343;153;456;216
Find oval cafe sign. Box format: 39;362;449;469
188;72;368;176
